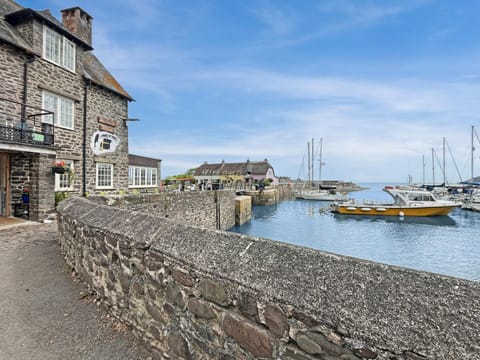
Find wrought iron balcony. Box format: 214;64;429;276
0;97;55;147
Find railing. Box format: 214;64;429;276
0;97;55;147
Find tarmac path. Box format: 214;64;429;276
0;222;153;360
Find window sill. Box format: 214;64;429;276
42;122;75;131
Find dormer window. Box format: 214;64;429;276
43;26;76;72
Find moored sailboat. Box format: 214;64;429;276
295;138;350;201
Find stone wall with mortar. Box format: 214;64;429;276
245;189;280;205
235;195;251;226
89;190;236;231
10;152;56;221
275;183;296;201
57;197;480;360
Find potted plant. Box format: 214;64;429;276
21;188;29;204
52;160;69;174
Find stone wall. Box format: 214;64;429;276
83;82;130;196
90;190;236;231
10;152;55;221
29;153;56;220
0;45;25;103
57;197;480;360
275;183;295;200
245;189;279;205
235;195;251;226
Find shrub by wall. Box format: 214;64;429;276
57;197;480;359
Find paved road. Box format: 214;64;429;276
0;222;153;360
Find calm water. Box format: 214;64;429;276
231;183;480;282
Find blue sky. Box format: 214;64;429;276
26;0;480;183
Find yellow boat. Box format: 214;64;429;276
332;186;462;217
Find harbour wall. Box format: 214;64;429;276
89;190;236;230
244;184;295;205
57;197;480;360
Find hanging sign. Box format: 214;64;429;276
90;131;120;155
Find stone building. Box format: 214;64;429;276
194;159;279;188
0;1;133;221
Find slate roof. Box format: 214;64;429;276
194;160;275;177
0;0;132;100
83;52;133;100
0;0;35;54
0;1;21;17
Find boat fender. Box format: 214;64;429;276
399;211;405;217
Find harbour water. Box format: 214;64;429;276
231;183;480;282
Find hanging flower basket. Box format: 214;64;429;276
52;166;66;174
52;160;69;175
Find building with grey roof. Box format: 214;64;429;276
194;159;278;188
0;0;136;220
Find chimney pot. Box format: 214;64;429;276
61;7;93;47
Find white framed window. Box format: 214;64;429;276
55;160;74;191
42;91;74;129
151;168;157;185
128;167;134;186
128;166;158;187
96;163;114;189
43;26;76;72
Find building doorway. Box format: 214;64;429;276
0;153;10;217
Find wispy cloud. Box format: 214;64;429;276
248;1;296;34
317;0;406;23
244;0;429;50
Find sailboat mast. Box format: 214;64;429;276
311;138;314;184
472;125;474;182
307;141;311;184
422;154;425;186
432;148;435;185
443;137;446;185
319;138;323;183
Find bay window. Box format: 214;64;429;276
128;166;158;187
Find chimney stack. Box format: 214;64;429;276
61;7;93;47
